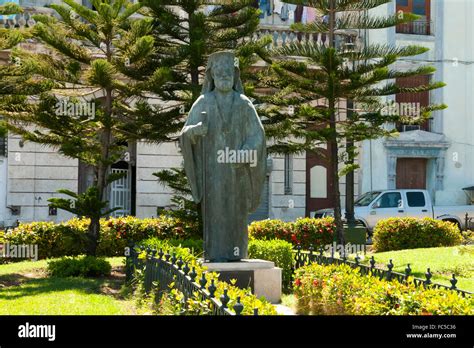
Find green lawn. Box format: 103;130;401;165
0;257;140;315
358;245;474;292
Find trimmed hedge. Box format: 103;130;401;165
293;262;473;315
248;239;294;291
4;216;200;259
132;242;278;315
373;217;463;252
47;256;112;278
249;217;335;248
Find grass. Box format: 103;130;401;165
0;257;124;276
358;245;474;292
0;256;141;315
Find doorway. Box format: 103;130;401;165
396;158;427;189
306;148;335;216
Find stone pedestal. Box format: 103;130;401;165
203;259;282;304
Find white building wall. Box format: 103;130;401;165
269;153;306;221
5;135;77;225
434;0;474;205
135;142;181;218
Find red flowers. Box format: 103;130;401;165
313;279;319;287
294;278;302;287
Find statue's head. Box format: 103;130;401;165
201;51;244;94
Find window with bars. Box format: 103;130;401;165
284;153;293;195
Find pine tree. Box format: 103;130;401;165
0;0;177;255
0;2;29;136
260;0;446;244
142;0;270;225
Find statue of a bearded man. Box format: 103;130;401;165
179;51;266;262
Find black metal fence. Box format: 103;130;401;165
126;246;258;315
464;213;474;231
292;245;472;297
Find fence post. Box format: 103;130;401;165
405;264;411;282
208;279;216;298
144;248;152;293
220;288;230;309
369;256;376;275
424;268;432;287
386;259;394;281
233;297;244;315
450;274;458;290
125;242;134;282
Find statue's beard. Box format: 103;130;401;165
214;81;233;92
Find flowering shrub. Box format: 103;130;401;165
4;216;200;259
248;219;293;241
293;263;473;315
248;217;335;248
292;218;335;249
373;217;463;252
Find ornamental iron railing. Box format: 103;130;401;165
125;246;258;316
292;245;472;297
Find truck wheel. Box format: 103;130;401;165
442;219;461;232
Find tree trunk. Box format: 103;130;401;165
87;216;100;256
345;99;355;226
328;0;344;246
345;158;355;224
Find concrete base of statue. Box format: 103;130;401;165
202;259;282;304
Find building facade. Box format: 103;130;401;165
359;0;474;206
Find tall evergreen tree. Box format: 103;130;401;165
260;0;446;244
141;0;270;225
0;2;29;136
0;0;178;255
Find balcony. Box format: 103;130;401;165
396;19;433;36
253;25;361;51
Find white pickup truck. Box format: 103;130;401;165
313;189;474;232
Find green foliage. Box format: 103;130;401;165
48;186;119;219
373;217;463;252
258;0;447;245
154;168;201;234
248;239;294;292
138;237;204;257
1;0;184;256
249;217;335;248
461;230;474;245
47;256;111;278
132;241;278;315
293;263;473;315
4;216;201;259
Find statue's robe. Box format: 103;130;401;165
179;91;266;262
